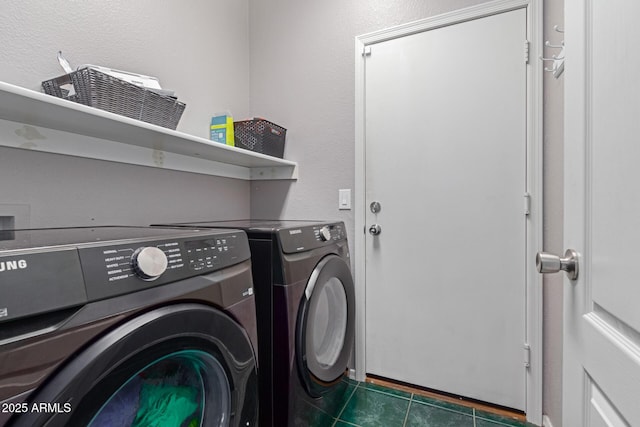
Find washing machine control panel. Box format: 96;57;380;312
78;231;250;302
279;222;347;253
0;227;251;324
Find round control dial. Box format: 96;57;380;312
319;226;332;242
131;247;168;281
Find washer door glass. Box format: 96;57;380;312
11;304;257;427
89;349;230;427
298;254;355;393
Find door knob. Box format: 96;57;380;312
368;224;382;236
536;249;579;280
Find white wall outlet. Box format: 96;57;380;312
338;189;351;210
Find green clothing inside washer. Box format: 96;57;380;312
133;383;199;427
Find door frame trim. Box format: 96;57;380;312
353;0;543;423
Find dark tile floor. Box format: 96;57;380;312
302;379;532;427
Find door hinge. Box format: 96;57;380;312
524;40;530;64
524;193;531;216
363;46;372;57
524;343;531;368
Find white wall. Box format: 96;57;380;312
0;0;252;228
0;147;250;228
249;0;564;425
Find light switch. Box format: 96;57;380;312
339;189;351;210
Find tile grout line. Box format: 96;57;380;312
364;385;412;401
333;381;360;426
402;393;414;427
410;396;476;418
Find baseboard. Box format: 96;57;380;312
543;414;555;427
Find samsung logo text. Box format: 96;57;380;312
0;259;28;272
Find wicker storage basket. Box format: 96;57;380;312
42;67;185;130
233;119;286;158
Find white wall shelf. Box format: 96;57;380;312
0;81;298;181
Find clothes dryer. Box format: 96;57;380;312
155;220;355;427
0;226;258;427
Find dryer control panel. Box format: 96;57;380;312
278;222;346;254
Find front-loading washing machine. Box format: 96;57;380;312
155;220;355;427
0;226;258;427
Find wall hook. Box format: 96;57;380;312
545;40;564;49
540;51;565;77
540;54;565;62
541;24;565;78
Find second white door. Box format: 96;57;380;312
364;8;528;410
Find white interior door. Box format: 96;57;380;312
561;0;640;425
364;9;528;410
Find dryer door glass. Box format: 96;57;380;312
310;276;348;369
298;255;355;393
89;349;230;427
